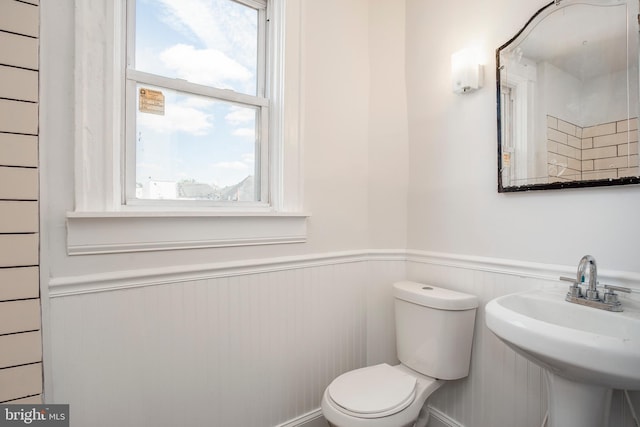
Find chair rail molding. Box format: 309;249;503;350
48;249;407;297
47;249;640;298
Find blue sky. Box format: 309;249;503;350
134;0;259;189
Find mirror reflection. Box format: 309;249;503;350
497;0;640;192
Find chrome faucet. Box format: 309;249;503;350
577;255;598;300
560;255;631;312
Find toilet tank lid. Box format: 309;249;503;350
393;281;478;310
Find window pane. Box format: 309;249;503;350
135;0;259;96
134;84;259;202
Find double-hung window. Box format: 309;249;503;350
65;0;306;255
126;0;270;206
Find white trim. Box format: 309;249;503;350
66;210;308;218
73;0;303;213
124;0;271;205
428;406;465;427
68;0;306;254
407;249;572;281
278;0;304;212
236;0;268;10
274;408;325;427
74;0;126;211
406;250;640;289
66;212;309;255
47;249;640;298
68;235;306;255
126;70;270;107
48;250;407;297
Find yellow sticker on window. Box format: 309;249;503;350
139;88;165;115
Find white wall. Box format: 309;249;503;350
405;0;640;273
367;0;409;249
539;61;582;126
39;0;640;426
40;0;409;280
40;1;408;426
582;67;639;126
405;1;640;426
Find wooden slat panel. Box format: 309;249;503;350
0;99;38;135
0;65;38;102
0;363;42;402
0;201;38;232
0;0;39;38
0;0;41;407
0;234;38;268
0;330;41;368
0;133;38;167
0;299;40;334
0;31;38;70
5;394;42;404
0;167;38;200
0;267;39;301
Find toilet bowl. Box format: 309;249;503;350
320;281;478;427
321;363;443;427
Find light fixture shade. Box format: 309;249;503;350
452;48;483;94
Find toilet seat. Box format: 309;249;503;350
327;363;417;419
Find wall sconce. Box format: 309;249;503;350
451;48;483;94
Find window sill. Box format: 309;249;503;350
66;211;309;255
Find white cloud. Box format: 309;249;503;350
225;106;255;125
160;44;251;88
208;154;256;187
242;153;255;164
139;103;212;136
232;128;255;138
158;0;258;70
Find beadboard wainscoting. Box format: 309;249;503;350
406;252;640;427
44;251;640;427
46;253;404;427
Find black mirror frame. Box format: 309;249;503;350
496;0;640;193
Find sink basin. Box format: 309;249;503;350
486;286;640;390
486;286;640;427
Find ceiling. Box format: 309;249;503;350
509;2;636;80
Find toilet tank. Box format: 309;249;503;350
393;281;478;380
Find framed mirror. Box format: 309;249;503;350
497;0;640;192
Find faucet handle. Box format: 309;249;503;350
560;276;582;297
602;284;631;305
603;284;632;294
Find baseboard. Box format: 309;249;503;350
428;406;464;427
275;409;327;427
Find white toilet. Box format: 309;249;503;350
321;281;478;427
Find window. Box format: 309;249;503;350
126;0;269;205
66;0;306;254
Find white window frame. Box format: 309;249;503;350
124;0;271;208
67;0;306;255
500;58;536;186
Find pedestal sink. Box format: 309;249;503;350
485;286;640;427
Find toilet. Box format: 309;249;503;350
321;281;478;427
